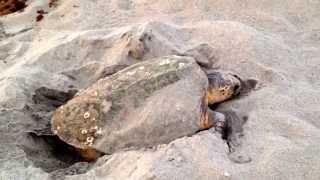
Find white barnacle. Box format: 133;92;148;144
86;136;94;143
139;66;145;70
159;59;171;65
81;129;88;134
92;117;96;121
95;128;102;135
84;141;93;146
60;105;64;111
145;72;151;77
53;130;58;134
93;91;98;97
157;144;166;149
223;171;231;177
76;90;84;96
56;126;61;130
102;100;112;113
91;126;98;131
175;104;181;111
83;112;90;119
178;62;185;68
126;71;136;76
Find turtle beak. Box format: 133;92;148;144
230;74;243;97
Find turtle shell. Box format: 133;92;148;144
52;56;208;155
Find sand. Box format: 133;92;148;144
0;0;320;179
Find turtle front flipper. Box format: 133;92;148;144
209;110;226;133
200;108;226;133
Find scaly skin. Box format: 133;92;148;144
200;71;242;132
206;72;241;105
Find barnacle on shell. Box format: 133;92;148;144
84;112;90;119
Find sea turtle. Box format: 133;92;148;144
51;55;243;161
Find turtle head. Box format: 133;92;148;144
206;72;242;105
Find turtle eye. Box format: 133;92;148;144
233;85;240;95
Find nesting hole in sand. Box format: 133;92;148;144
20;133;86;173
0;0;27;16
20;87;91;173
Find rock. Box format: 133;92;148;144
52;55;208;157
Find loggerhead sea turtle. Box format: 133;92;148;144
51;55;243;161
